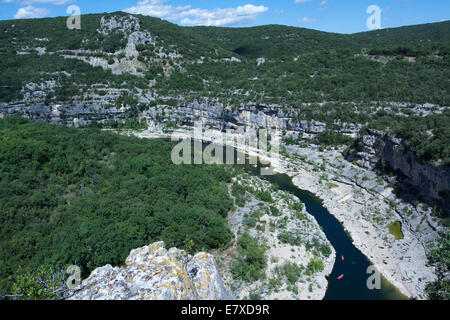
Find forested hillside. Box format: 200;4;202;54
0;12;449;300
0;12;448;176
0;13;449;106
0;117;234;293
353;21;450;43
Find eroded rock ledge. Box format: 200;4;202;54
67;241;233;300
348;129;450;214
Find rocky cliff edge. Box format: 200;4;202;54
67;241;233;300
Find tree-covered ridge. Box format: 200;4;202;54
191;20;450;59
0;117;234;293
0;13;448;106
353;21;450;44
190;24;355;59
0;12;230;59
0;14;448;163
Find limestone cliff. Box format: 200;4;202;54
0;100;332;134
348;129;449;214
67;241;233;300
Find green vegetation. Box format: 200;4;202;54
353;21;450;44
306;256;325;275
231;181;247;207
426;231;450;300
1;14;449;106
256;190;273;203
0;13;449;300
306;238;332;258
231;233;267;282
85;117;148;132
368;110;450;167
0;117;234;293
281;262;304;285
0;13;448;165
278;230;302;247
314;131;355;147
9;265;67;300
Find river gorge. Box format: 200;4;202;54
132;126;440;300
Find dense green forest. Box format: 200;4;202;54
0;117;235;293
0;13;449;106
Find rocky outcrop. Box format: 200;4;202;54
67;241;233;300
0;100;334;134
144;102;331;134
349;129;450;214
0;102;128;126
216;174;335;300
2;95;445;216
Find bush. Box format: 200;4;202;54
425;231;450;299
314;130;355;147
232;181;247;207
282;262;304;285
257;190;273;203
231;233;267;282
278;231;302;246
270;206;280;216
9;266;67;300
306;257;324;275
426;280;450;300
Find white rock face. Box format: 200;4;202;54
256;57;266;66
98;15;141;35
67;241;233;300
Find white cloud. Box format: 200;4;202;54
298;16;316;23
295;0;313;3
123;0;268;27
319;0;328;10
14;5;50;19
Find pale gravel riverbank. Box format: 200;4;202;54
215;174;335;300
130;127;439;299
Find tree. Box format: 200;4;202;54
8;266;68;300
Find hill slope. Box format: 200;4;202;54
353;20;450;43
0;13;448;168
0;116;234;293
0;12;448;107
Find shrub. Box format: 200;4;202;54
306;257;324;275
231;233;267;282
282;262;304;285
9;266;67;300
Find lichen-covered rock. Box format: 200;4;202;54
66;241;233;300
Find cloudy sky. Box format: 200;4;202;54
0;0;448;33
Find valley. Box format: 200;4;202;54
0;12;448;300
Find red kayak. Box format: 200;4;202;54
337;274;344;280
341;255;344;262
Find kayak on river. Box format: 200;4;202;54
338;274;344;280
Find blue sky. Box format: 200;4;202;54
0;0;448;34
